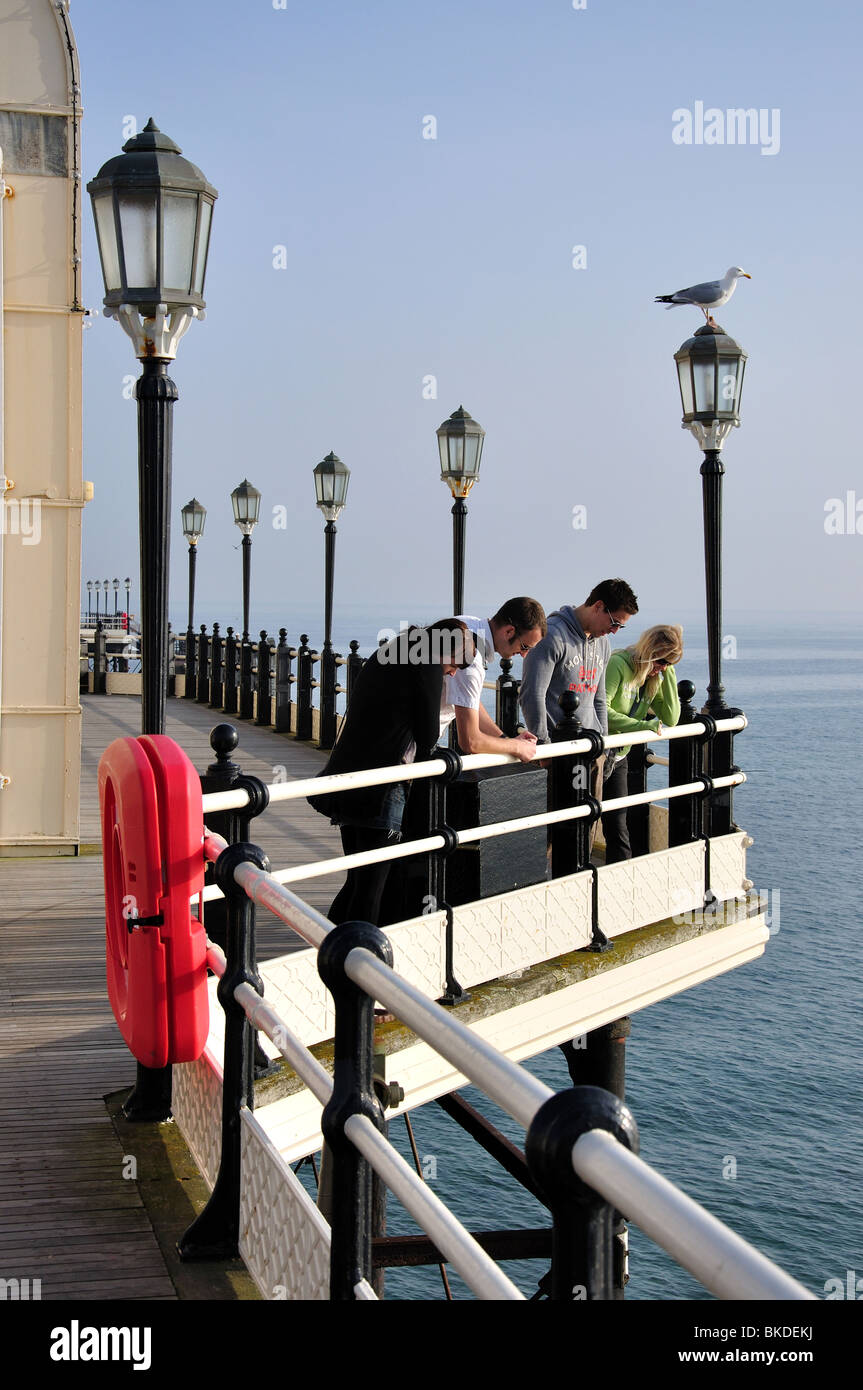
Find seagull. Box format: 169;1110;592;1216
655;266;751;327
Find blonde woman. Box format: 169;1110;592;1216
601;624;684;863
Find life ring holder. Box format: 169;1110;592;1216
98;735;208;1067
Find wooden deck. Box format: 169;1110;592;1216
0;695;341;1299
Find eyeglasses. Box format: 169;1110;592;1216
654;659;669;668
513;637;532;654
603;605;627;632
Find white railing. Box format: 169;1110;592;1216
198;717;746;902
200;716;747;815
198;829;813;1302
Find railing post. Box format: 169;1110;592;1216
345;639;364;709
319;645;338;750
704;707;742;839
317;920;393;1300
559;1019;632;1297
196;624;209;703
668;680;703;847
496;656;520;737
184;622;197;699
549;691;602;877
525;1085;639;1301
177;840;269;1260
296;634;313;741
626;743;650;857
239;637;254;720
255;630;272;727
93;620;107;694
431;749;466;1004
275;629;294;732
223;627;238;715
209;623;224;710
199;726;271;954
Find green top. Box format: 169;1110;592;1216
605;649;681;760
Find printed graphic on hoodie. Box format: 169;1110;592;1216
570;665;598;694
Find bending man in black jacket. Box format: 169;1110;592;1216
309;619;475;926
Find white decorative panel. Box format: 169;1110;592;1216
239;1109;331;1301
257;953;334;1047
709;832;749;904
386;913;447;999
598;842;706;939
173;1046;224;1188
637;851;672;923
454;899;502;985
668;842;707;922
251;913;448;1058
453;871;594;990
598;861;636;936
545;875;593;956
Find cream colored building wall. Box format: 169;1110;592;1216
0;0;84;853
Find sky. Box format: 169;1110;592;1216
73;0;863;640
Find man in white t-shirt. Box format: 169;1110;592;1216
440;597;546;762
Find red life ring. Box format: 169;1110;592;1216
98;735;208;1067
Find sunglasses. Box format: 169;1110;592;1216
603;605;627;632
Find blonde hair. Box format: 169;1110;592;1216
626;624;684;701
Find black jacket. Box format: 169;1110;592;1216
308;628;445;823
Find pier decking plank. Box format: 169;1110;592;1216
0;694;346;1299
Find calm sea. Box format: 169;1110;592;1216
213;608;863;1301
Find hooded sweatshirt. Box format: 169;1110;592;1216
518;605;609;743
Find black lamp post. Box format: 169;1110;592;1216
230;480;261;642
86;580;93;622
181;498;206;702
125;576;131;630
88;117;217;738
674;320;748;840
89;118;217;1123
674;323;747;716
93;580;100;622
113;577;120;620
437;405;485;614
313;451;350;749
181;497;206;629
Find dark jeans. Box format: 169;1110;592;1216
328;823;401;926
601;754;632;864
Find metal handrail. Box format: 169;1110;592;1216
200;837;812;1302
200;715;747;815
206;935;524;1299
199;769;746;902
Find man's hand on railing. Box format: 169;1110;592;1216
508;731;538;763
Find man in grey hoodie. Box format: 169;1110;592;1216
519;578;639;744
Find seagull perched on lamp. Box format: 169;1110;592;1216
655;266;751;327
